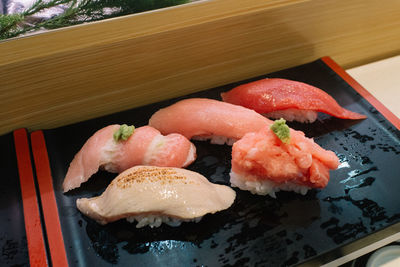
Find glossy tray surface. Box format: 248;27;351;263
0;133;29;266
41;59;400;266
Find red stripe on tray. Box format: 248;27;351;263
13;129;48;267
322;56;400;130
31;130;68;267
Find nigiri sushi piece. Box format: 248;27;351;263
77;166;236;227
149;98;273;145
221;78;367;123
230;119;339;197
63;125;196;192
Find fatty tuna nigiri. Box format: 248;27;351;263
149;98;273;145
63;125;196;192
77;166;236;227
230;119;339;197
221;78;367;123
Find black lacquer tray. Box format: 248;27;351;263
1;130;48;266
31;58;400;266
0;133;29;266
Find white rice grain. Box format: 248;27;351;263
264;109;318;123
192;135;236;146
230;171;310;198
126;214;203;228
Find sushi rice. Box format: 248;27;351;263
126;214;203;228
193;135;236;146
230;171;310;198
264;109;318;123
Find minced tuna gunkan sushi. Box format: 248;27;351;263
230;119;339;197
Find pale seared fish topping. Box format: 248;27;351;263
76;166;236;227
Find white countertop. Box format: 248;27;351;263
347;55;400;118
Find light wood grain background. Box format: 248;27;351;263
1;0;399;135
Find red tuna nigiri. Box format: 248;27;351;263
148;98;273;145
62;125;196;192
221;78;367;123
230;121;339;197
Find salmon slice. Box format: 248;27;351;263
77;166;236;227
149;98;273;145
221;78;367;123
62;125;196;192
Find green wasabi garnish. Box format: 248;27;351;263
270;118;290;144
113;124;135;142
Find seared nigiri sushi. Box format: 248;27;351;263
149;98;272;145
230;119;339;197
221;78;367;123
63;125;196;192
77;166;236;227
